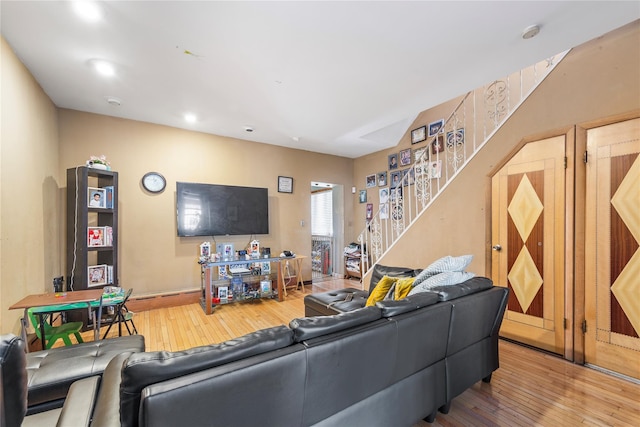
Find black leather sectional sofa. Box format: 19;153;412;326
1;264;508;427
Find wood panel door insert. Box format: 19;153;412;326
584;118;640;379
492;136;566;354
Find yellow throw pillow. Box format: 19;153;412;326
394;277;416;300
366;275;398;306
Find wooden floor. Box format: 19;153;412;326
88;278;640;427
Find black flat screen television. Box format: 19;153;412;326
176;182;269;237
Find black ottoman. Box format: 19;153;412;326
304;288;369;316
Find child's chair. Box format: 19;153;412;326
27;308;84;349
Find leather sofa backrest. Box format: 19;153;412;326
300;318;397;425
138;345;307;427
425;276;493;302
368;264;419;294
446;286;509;356
375;291;439;317
0;334;27;427
120;325;294;427
386;300;452;380
289;306;382;342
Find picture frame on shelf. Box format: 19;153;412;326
388;153;399;170
359;190;367;203
278;176;293;193
88;264;108;287
88;227;106;247
400;148;412;166
411;126;427;144
377;171;387;186
428;119;445;136
87;187;106;208
366;174;376;188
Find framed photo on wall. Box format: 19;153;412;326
366;174;376;188
278;176;293;193
428;119;444;136
359;190;367;203
390;171;402;188
446;128;465;146
411;126;427;144
388;153;398;170
432;134;445;154
400;148;412;166
377;171;387;187
366;203;373;220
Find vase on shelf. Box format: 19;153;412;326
88;162;108;170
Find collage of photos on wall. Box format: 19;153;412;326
359;117;462;223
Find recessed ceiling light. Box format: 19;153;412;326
72;1;103;22
92;60;115;77
184;113;197;123
522;25;540;40
244;126;254;132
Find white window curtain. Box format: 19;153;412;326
311;189;333;236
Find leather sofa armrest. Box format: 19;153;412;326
90;352;133;427
56;376;101;427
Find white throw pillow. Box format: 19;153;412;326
408;271;475;296
413;255;473;287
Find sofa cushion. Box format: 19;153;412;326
120;325;293;427
393;277;416;300
365;275;397;306
26;334;145;409
409;271;475;296
413;255;473;286
368;264;418;293
375;292;440;317
289;306;382;342
428;276;493;301
304;288;368;316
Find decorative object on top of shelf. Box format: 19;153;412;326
141;171;166;193
411;125;426;144
428;119;444;136
86;155;111;170
278;176;293;193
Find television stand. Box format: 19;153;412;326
200;257;286;315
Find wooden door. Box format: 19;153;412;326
584;118;640;379
491;136;566;354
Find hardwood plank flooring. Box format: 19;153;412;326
85;278;640;426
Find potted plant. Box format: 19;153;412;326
86;155;111;170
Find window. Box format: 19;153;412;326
311;189;333;236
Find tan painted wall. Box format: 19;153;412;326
58;111;355;296
1;37;60;332
354;21;640;285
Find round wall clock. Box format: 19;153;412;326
142;172;166;193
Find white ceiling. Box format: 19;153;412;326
2;1;638;158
